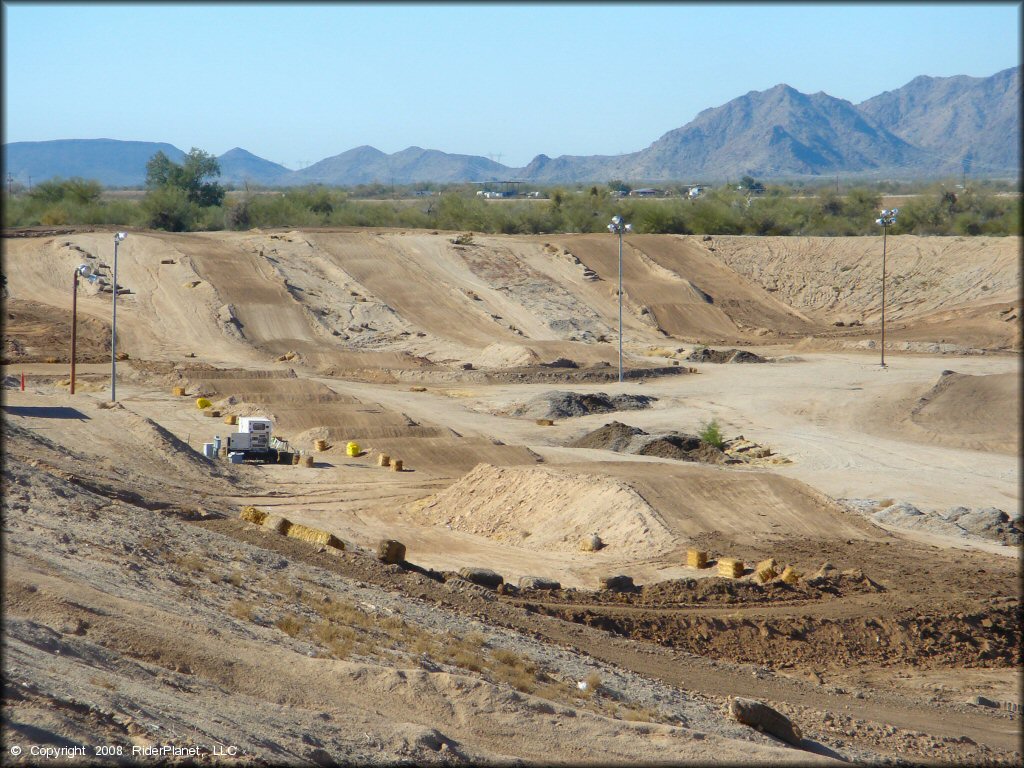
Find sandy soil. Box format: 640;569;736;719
2;227;1020;765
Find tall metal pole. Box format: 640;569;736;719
880;224;887;368
71;270;79;395
618;229;623;383
111;237;120;401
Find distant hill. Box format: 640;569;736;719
287;145;509;186
2;139;186;188
857;67;1020;176
2;68;1017;187
217;148;292;187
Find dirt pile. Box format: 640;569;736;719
510;390;657;419
847;499;1023;546
569;422;785;466
406;463;675;557
910;370;1020;454
686;347;768;364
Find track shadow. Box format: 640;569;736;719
2;405;90;420
799;739;847;760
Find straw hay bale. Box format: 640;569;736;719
172;386;186;396
302;455;314;467
377;453;391;467
755;558;779;583
718;558;743;578
287;523;344;550
376;539;406;564
391;459;403;472
580;533;604;552
292;453;301;465
536;418;554;426
262;515;292;535
780;565;801;584
203;409;221;417
239;506;268;525
599;575;634;591
458;568;503;589
409;386;427;392
687;549;709;569
196;397;212;409
314;439;328;452
224;414;237;425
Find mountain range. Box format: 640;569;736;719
4;67;1017;187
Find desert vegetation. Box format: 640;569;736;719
3;167;1019;236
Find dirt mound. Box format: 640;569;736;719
860;500;1023;546
569;423;767;466
686;347;768;364
568;421;645;451
512;391;657;419
3;298;111;364
407;463;675;557
910;370;1019;453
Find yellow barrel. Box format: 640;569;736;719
346;441;360;457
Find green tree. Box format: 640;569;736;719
145;148;225;208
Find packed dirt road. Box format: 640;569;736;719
3;227;1020;764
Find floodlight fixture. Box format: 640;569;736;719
876;208;898;367
110;232;127;401
608;215;632;383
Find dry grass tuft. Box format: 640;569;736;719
274;613;306;637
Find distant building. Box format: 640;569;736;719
630;188;664;197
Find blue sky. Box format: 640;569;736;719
3;2;1019;169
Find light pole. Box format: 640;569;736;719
70;264;94;395
110;232;127;401
607;215;632;383
875;208;897;368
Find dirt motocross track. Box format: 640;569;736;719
2;227;1021;765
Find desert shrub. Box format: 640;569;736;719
141;186;198;231
274;613;306;637
698;419;725;449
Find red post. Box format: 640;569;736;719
70;270;78;395
21;371;25;391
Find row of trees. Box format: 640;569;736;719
3;154;1019;237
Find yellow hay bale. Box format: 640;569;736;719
718;558;743;578
409;386;427;392
391;459;403;472
302;455;314;467
536;418;554;426
286;523;344;550
346;441;360;457
580;533;604;552
239;506;268;525
687;549;709;569
224;414;237;425
376;539;406;564
196;397;212;409
262;515;292;535
172;386;186;397
755;558;780;583
780;565;801;584
377;453;391;467
203;409;221;418
314;439;328;452
292;453;301;465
